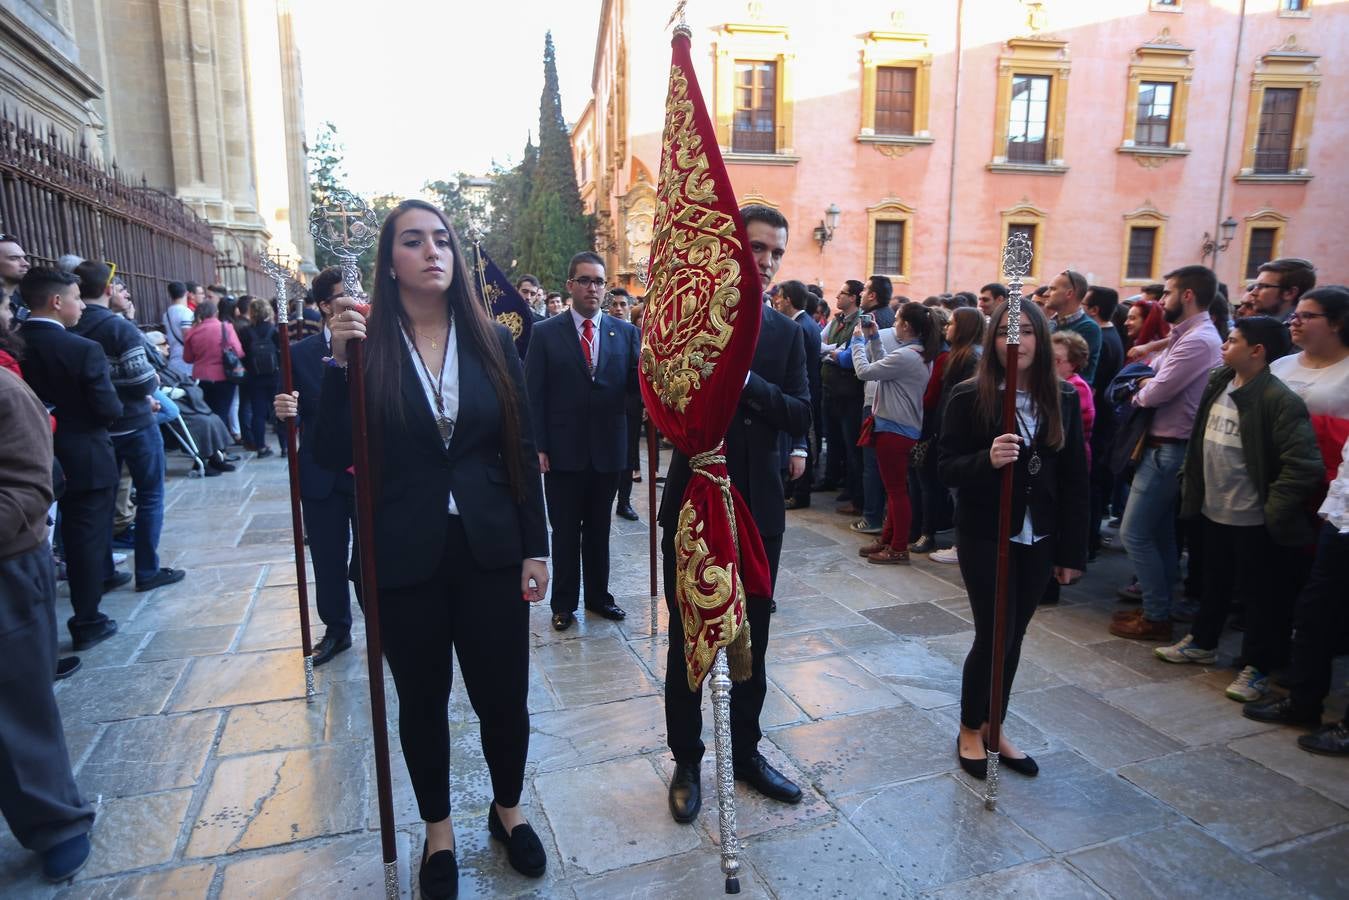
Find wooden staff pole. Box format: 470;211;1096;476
264;262;315;700
984;234;1033;810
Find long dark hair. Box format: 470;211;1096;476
944;307;985;386
972;299;1064;450
899;301;942;363
364;199;527;501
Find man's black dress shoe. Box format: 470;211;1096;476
956;738;987;780
72;619;118;651
102;571;132;594
312;631;352;667
669;762;702;823
616;502;639;521
55;656;81;680
551;611;575;631
585;600;626;621
488;804;546;877
419;839;458;899
1299;722;1349;757
136;567;186;592
733;753;801;803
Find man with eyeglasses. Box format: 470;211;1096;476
1253;257;1316;324
524;252;641;631
0;234;31;316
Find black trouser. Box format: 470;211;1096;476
840;398;864;504
379;516;529;823
301;489;354;636
0;546;94;851
616;412;643;507
958;532;1054;730
908;445;950;541
1285;523;1349;717
199;380;235;426
544;468;620;614
1190;517;1296;672
664;527;783;766
59;485;115;639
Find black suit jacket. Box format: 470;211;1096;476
793;309;823;416
313;324;548;589
659;304;811;540
937;381;1090;571
524;311;640;473
20;319;122;492
288;331;353;501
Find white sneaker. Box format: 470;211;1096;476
929;546;959;564
1225;666;1268;702
112;551;128;566
1155;634;1216;665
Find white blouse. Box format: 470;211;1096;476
401;323;460;514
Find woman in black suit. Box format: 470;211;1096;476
938;300;1088;781
316;200;549;897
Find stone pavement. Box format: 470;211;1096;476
2;451;1346;898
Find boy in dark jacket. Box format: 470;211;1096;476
1157;316;1323;704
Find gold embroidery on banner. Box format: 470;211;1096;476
674;501;743;690
495;311;524;339
640;62;747;413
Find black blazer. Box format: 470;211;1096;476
793;310;823;415
659;304;811;540
20;319;122;492
313;324;548;589
937;381;1090;571
288;331;353;501
524;311;640;473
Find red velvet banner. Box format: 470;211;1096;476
639;29;770;691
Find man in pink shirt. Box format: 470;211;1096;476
1111;265;1224;641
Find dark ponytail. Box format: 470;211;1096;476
900;301;943;363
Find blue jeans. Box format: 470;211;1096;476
244;373;278;450
1120;442;1186;622
152;389;179;425
109;424;166;583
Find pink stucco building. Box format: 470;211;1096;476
573;0;1346;298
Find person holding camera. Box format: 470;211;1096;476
850;302;943;564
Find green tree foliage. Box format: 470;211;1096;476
308;121;351;274
482;137;535;278
516;31;594;290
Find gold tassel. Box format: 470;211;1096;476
726;622;753;682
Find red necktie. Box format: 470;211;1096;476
581;318;595;371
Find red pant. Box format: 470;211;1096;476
875;432;917;551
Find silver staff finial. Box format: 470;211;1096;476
309;189;379;302
1000;232;1034;347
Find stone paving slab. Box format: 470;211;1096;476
921;858;1106;899
77;711;220;799
1066;824;1301;899
1255;824;1349;899
1118;746;1349;852
838;775;1047;893
216;832;411;899
534;756;701;876
56;863;216;898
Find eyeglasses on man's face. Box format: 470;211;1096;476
1289;311;1326;323
570;277;605;289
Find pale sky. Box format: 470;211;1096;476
290;0;602;197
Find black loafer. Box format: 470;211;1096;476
733;753;802;804
55;656;81;680
616;502;639;521
1243;695;1323;728
956;738;987;780
551;611;575;631
488;804;546;877
312;631;352;667
102;571;132;594
419;839;458;899
585;600;626;621
669;762;701;823
1002;753;1039;777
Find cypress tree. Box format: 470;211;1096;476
518;31;593;290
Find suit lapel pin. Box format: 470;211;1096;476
608;331;615;337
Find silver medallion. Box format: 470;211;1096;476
1027;453;1042;476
